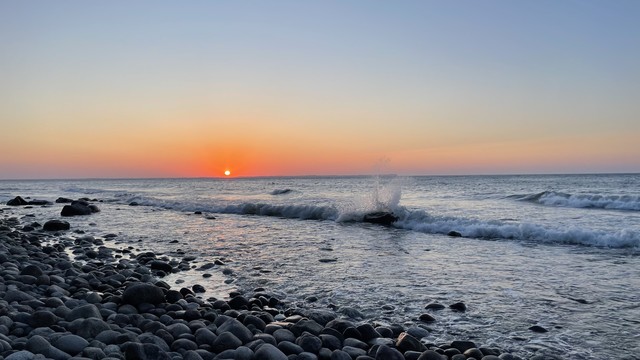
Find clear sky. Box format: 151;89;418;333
1;1;638;179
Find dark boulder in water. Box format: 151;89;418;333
7;196;29;206
43;220;70;231
447;231;462;237
28;199;52;206
271;188;293;195
56;197;73;203
363;212;398;226
61;200;99;216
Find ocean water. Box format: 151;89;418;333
1;174;639;359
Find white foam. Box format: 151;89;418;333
514;191;640;211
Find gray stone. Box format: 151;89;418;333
295;332;322;353
330;350;352;360
171;338;198;352
75;318;111;338
255;343;288;360
26;335;71;360
43;219;71;231
138;333;171;352
53;334;89;355
29;310;60;328
122;341;172;360
194;327;217;346
212;331;242;353
277;341;303;355
66;304;102;321
5;350;37;360
273;329;297;343
375;345;404;360
216;318;253;343
342;345;367;358
451;340;477;353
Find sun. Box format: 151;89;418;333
224;170;231;176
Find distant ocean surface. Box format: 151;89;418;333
2;174;639;359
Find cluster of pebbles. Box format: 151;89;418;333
0;199;534;360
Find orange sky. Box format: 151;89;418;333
1;2;639;179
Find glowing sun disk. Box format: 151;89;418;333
224;170;231;176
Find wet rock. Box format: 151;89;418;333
449;302;467;312
61;201;93;216
7;196;29;206
528;325;548;333
66;304;102;321
56;197;73;203
29;310;60;328
424;302;446;310
447;231;462;237
363;212;398;226
150;260;173;273
463;347;484;359
451;340;477;353
296;332;322;353
419;313;436;323
396;332;426;353
43;220;70;231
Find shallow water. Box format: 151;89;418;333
1;174;639;359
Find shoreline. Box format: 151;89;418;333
1;197;530;360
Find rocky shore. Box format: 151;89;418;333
0;198;532;360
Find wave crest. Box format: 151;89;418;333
509;191;640;211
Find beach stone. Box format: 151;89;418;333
228;295;249;309
53;334;90;355
167;323;192;338
417;350;446;360
43;220;70;231
319;334;341;351
291;319;324;336
212;332;242;352
66;304;102;321
396;332;426;353
277;341;303;355
56;197;73;203
7;196;29;206
122;283;165;305
330;350;352;360
122;341;172;360
4;350;37;360
171;338;198;352
139;333;171;351
273;329;297;344
342;345;367;358
75;318;111;338
20;264;43;277
150;260;173;273
296;332;322;353
463;348;484;359
217;318;253;343
194;327;217;346
375;344;404;360
255;343;289;360
481;355;501;360
29;310;60;328
26;335;71;360
451;340;477;353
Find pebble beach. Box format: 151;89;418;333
0;196;532;360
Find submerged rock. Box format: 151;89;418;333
43;220;70;231
363;212;398;226
7;196;29;206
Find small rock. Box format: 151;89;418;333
7;196;29;206
43;220;70;231
447;231;462;237
529;325;548;333
449;302;467;312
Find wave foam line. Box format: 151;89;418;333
510;191;640;211
394;209;639;248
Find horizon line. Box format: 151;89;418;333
1;171;638;182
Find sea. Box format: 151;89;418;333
1;174;639;359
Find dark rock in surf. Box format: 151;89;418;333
56;197;73;203
28;199;52;206
363;212;398;226
447;231;462;237
61;201;94;216
449;302;467;312
7;196;29;206
528;325;548;333
425;302;446;310
43;220;70;231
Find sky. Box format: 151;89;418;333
1;0;639;179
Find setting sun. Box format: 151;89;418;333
224;170;231;176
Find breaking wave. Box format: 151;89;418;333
509;191;640;211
